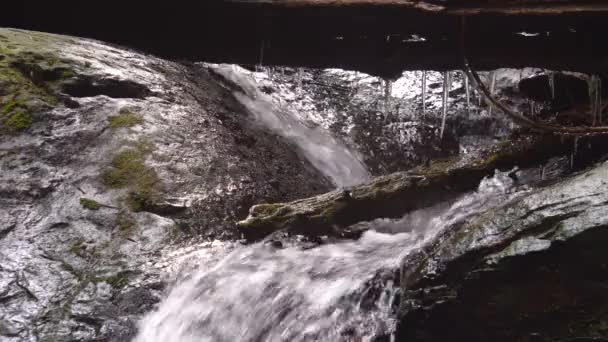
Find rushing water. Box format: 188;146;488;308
136;171;521;342
208;64;370;187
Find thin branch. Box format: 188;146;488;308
459;16;608;136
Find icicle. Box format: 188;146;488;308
530;100;535;116
488;71;497;115
548;72;555;99
257;39;265;72
384;79;392;122
599;77;603;124
440;71;450;139
421;71;427;114
571;136;579;169
589;75;600;125
463;71;470;114
539;165;545;181
296;68;304;90
352;71;360;96
519;69;524;83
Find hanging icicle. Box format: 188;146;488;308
488;71;497;115
539;165;545;181
296;68;304;90
421;71;427;114
587;75;601;126
383;79;393;122
530;100;535;116
463;71;470;114
599;77;603;125
440;71;450;139
548;72;555;99
571;136;580;169
257;39;265;73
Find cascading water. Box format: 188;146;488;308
208;64;370;188
135;170;523;342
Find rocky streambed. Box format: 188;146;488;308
1;27;608;342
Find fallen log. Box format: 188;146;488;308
237;134;581;241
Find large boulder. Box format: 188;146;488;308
0;28;332;341
395;160;608;342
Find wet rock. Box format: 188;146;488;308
395;160;608;342
0;28;333;340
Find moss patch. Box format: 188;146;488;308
2;110;32;131
108;111;144;129
102;141;161;212
96;271;131;289
68;239;87;257
115;212;137;233
0;33;73;135
80;198;102;210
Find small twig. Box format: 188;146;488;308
74;184;86;194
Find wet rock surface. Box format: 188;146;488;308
396;161;608;342
0;28;333;341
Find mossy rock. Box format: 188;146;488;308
116;212;136;232
2;110;32;132
102;140;162;212
80;198;102;210
0;29;94;136
108;111;144;129
68;239;87;257
99;271;131;289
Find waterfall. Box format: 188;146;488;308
135;171;521;342
209;64;370;188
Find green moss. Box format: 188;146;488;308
116;212;136;232
103;271;130;289
102;143;161;211
3;110;32;131
60;69;75;79
107;111;144;129
252;203;287;217
1;99;22;114
68;240;86;257
127;190;154;211
59;260;84;280
91;271;131;289
102;148;149;187
135;137;154;154
80;198;102;210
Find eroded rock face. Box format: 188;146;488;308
396;161;608;342
0;28;332;341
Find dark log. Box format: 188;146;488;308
7;1;608;77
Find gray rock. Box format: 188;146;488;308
396;161;608;342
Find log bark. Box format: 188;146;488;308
237;134;578;241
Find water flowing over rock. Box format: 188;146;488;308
0;28;334;340
135;171;521;342
209;64;370;188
